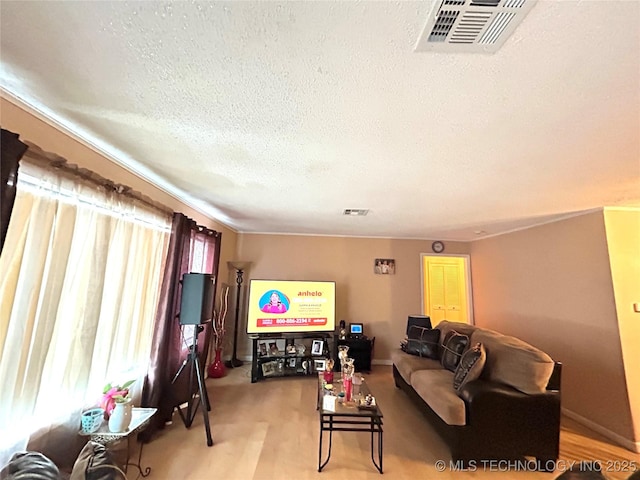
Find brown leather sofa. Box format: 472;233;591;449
391;320;561;469
0;442;127;480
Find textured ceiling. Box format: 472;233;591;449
1;1;639;240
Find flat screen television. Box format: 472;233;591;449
246;279;336;334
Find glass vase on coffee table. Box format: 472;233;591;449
323;359;335;383
342;357;355;402
338;345;349;368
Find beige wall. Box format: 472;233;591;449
470;211;636;448
1;96;239;317
235;233;469;362
604;208;640;445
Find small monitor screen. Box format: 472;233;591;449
350;323;363;335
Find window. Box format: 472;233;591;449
0;156;171;456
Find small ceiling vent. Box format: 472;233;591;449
415;0;537;53
343;209;369;216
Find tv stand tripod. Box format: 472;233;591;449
171;325;213;446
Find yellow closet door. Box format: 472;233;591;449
423;256;468;326
427;263;446;324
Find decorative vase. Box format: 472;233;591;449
338;345;349;371
343;375;353;402
108;398;133;433
342;357;355;402
208;348;226;378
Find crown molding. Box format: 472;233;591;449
1;88;237;232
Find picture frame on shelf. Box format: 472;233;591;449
288;358;297;368
258;342;268;357
311;339;324;356
269;342;279;356
314;359;327;372
262;361;278;377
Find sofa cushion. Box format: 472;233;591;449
404;326;440;359
441;331;469;372
0;451;61;480
391;349;443;385
471;329;555;395
436;321;477;349
453;342;486;392
69;441;121;480
411;369;467;426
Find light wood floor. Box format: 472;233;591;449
140;365;640;480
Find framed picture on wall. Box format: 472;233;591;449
374;258;395;275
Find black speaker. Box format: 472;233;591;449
180;273;215;325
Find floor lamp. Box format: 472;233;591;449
225;261;251;368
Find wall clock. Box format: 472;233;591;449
432;241;445;253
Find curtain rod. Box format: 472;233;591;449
196;224;220;237
22;141;174;217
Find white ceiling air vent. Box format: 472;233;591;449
415;0;537;54
343;209;369;216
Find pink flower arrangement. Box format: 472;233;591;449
100;380;134;418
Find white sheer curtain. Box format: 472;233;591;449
0;156;171;463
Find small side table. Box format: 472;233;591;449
80;407;157;477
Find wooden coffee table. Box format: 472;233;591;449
316;374;383;473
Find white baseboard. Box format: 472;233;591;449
562;407;640;453
372;359;393;366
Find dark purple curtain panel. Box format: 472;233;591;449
140;213;221;441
